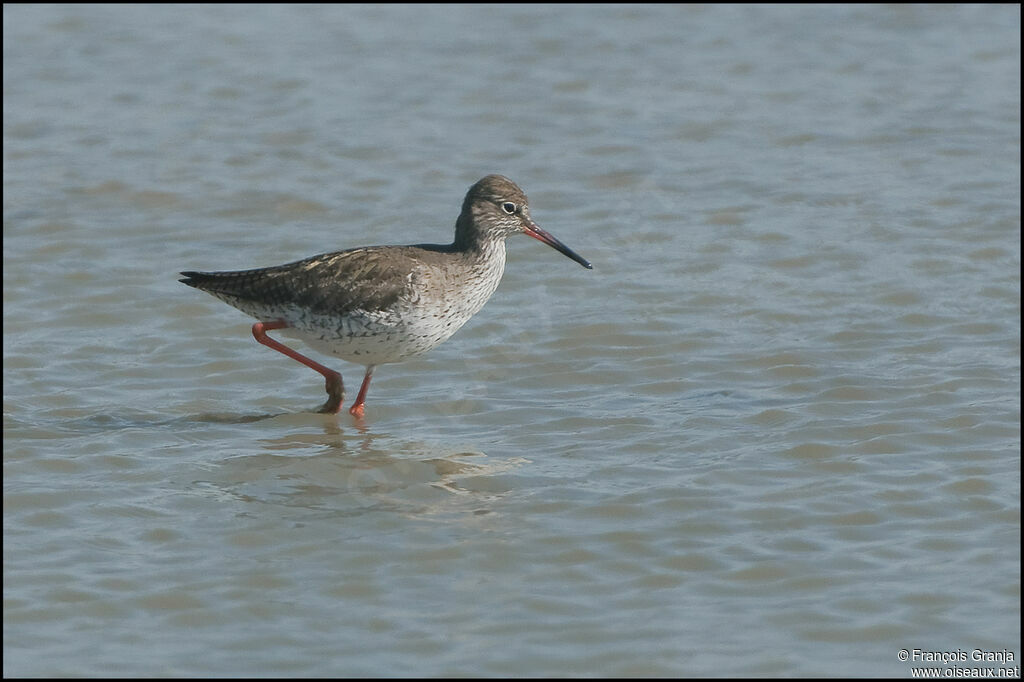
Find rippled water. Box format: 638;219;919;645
4;4;1020;677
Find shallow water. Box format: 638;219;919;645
4;4;1020;677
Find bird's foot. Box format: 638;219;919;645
317;374;345;414
317;396;343;414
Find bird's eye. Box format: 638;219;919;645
501;202;517;214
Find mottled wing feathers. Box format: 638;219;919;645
180;246;424;317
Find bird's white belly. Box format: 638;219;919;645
284;308;466;365
281;266;503;365
248;245;507;367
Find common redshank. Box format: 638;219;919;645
180;175;592;418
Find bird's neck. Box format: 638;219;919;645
462;233;506;276
453;214;504;265
453;212;479;249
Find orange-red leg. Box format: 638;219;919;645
348;365;376;418
252;321;344;414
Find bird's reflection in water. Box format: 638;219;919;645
188;415;525;520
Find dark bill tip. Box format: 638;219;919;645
525;223;593;269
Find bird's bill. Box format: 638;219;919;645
524;222;593;269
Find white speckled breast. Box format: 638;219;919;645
284;242;507;365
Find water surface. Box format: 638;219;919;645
4;4;1020;677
